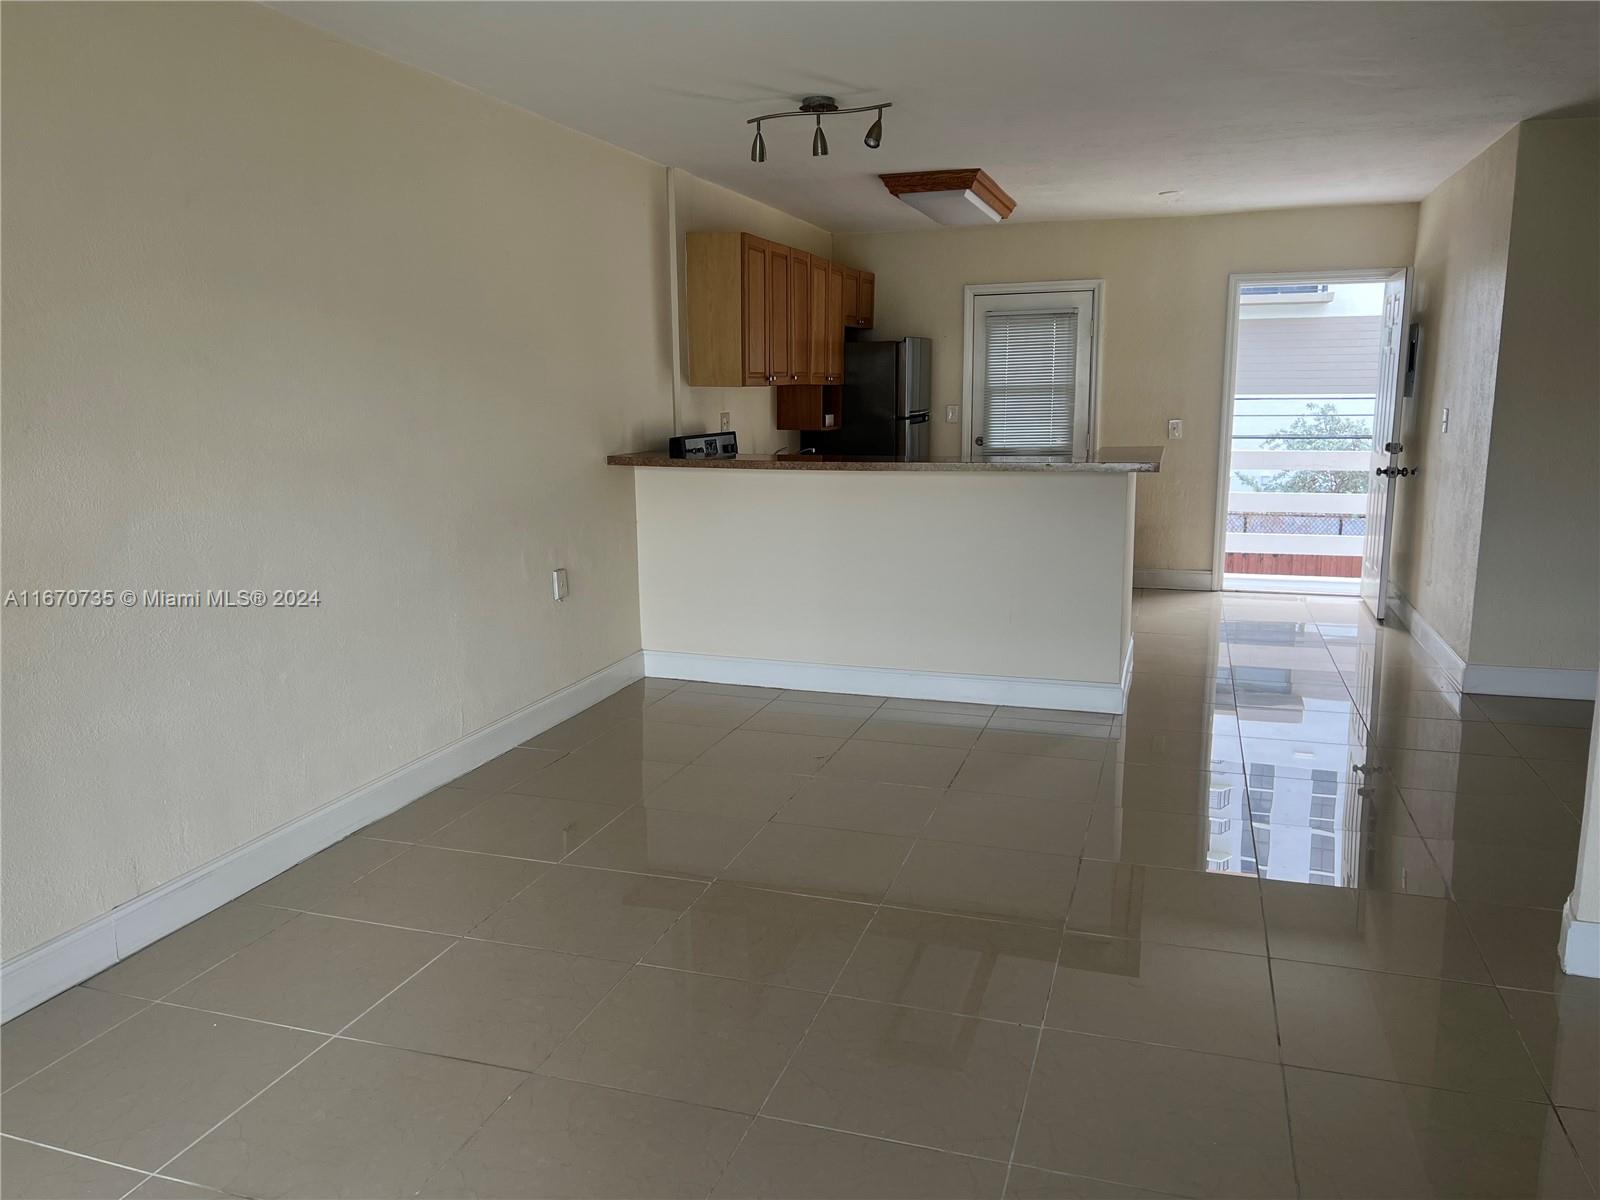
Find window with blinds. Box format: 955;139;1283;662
982;310;1080;454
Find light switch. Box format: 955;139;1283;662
551;568;569;602
1168;419;1183;440
1441;407;1450;433
945;405;960;424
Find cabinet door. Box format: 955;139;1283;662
766;243;791;383
842;267;861;328
741;236;769;386
786;252;810;383
808;256;830;383
857;271;875;329
825;263;845;382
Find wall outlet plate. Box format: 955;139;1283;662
1168;419;1183;439
720;411;732;432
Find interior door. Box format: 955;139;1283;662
1360;268;1411;620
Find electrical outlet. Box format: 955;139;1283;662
719;411;732;432
946;405;960;424
1168;419;1183;440
551;568;569;602
1440;407;1450;433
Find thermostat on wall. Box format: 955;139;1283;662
669;432;738;459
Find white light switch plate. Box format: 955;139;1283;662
946;405;960;424
719;412;732;432
551;568;569;601
1168;419;1183;439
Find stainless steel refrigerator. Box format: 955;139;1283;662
802;337;932;460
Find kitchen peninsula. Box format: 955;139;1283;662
609;448;1162;713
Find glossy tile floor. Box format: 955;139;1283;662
4;590;1596;1198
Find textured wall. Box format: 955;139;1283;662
1390;129;1520;660
1;3;675;956
834;205;1418;574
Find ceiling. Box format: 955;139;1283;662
274;1;1599;233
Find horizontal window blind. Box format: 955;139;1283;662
983;310;1078;454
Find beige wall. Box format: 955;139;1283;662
1391;129;1521;659
671;173;831;453
1468;119;1600;671
1;3;675;957
634;468;1135;689
834;205;1418;574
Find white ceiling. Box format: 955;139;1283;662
274;1;1599;233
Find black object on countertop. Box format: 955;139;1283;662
669;431;738;459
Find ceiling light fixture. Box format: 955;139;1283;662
745;95;891;162
880;169;1017;225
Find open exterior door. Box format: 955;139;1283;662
1360;268;1412;620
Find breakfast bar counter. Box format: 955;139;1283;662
609;447;1160;713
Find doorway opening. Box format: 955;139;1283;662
1215;273;1396;595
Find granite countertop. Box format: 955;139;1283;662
607;446;1163;473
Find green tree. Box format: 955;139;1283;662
1236;402;1369;494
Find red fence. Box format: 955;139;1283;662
1225;553;1362;578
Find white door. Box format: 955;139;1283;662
1360;269;1411;619
968;289;1095;460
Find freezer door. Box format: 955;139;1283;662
897;337;933;417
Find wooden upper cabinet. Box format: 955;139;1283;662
807;255;830;383
685;231;864;388
787;251;810;384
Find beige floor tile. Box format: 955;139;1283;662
166;913;451;1032
644;693;772;731
1369;689;1491;723
1084;807;1257;877
674;681;785;701
0;1004;321;1171
1531;757;1590;808
1399;787;1581;847
426;793;620;862
2;988;149;1087
521;708;622;754
538;966;820;1112
776;689;885;709
361;785;485;844
880;698;994;718
124;1175;223;1198
1457;902;1574;993
834;907;1058;1024
921;791;1093;857
951;751;1102;800
1047;934;1278;1061
1427;837;1578;909
1502;986;1599;1111
0;1137;148;1200
822;739;970;788
699;729;845;775
168;1039;522;1199
240;835;404;911
853;715;987;750
774;775;940;837
85;902;296;1001
766;995;1035;1160
722;824;913;903
450;747;565;792
345;939;626;1071
1110;726;1243;773
743;702;872;739
508;748;681;806
1377;747;1549;796
577;715;730;763
1256;829;1449;896
992;705;1117;727
417;1074;748;1199
1015;1031;1295;1198
886;840;1077;927
1471;696;1594;729
1367;715;1520;756
643;882;872;991
1273;960;1549;1099
1261;882;1491;982
1004;1164;1172;1199
1095;763;1248;818
711;1117;1007;1199
471;864;703;962
644;764;808;821
1067;858;1265;955
1558;1107;1598;1185
313;845;545;935
1285;1067;1594;1199
564;806;763;880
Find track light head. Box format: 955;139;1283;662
750;124;766;163
864;109;883;150
811;115;828;157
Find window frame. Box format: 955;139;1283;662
961;280;1104;463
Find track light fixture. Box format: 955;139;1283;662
744;95;891;162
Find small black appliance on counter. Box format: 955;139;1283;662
669;431;738;459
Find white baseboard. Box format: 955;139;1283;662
643;650;1130;715
1133;569;1215;592
1460;663;1598;701
0;652;646;1022
1388;593;1466;690
1560;903;1600;979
